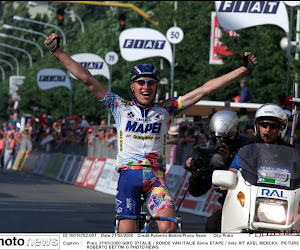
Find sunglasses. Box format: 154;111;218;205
135;79;157;86
259;121;280;129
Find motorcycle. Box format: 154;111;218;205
212;143;300;233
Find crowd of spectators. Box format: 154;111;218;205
0;111;118;168
85;119;117;147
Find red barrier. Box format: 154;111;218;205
74;157;96;186
83;158;106;189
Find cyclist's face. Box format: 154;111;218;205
259;119;280;144
131;77;157;108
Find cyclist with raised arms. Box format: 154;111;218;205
44;33;257;233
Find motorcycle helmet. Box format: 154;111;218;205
254;103;288;139
130;63;160;82
209;110;240;140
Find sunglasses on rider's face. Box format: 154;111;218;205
259;121;280;129
135;79;157;87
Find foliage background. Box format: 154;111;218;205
0;1;297;124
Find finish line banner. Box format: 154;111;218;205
0;233;298;250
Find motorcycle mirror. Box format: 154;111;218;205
212;170;238;190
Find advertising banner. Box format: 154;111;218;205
69;53;110;80
22;151;40;173
119;28;173;65
58;155;75;182
43;153;67;180
12;150;27;171
166;164;221;217
209;11;239;64
66;155;84;184
215;1;289;33
165;163;188;198
83;158;106;189
37;68;71;90
33;152;52;175
94;158;119;196
74;157;96;186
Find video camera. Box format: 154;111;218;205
185;140;225;175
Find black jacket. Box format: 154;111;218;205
188;135;252;197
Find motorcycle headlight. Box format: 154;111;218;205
254;198;288;225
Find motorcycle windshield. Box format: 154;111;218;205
236;144;300;190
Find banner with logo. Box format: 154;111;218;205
215;1;289;33
57;155;84;184
210;11;239;64
66;155;84;184
69;53;110;80
75;157;96;186
94;158;119;196
37;68;71;90
43;153;67;180
33;152;52;176
119;28;173;65
166;164;222;217
83;157;106;189
12;150;27;171
21;151;40;173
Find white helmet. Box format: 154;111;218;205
209;110;240;139
254;103;288;139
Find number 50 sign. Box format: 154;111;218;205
166;27;184;44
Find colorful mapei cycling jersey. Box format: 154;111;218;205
101;91;184;216
101;92;184;172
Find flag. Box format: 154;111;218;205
119;28;173;65
69;53;110;80
37;69;71;90
215;1;289;33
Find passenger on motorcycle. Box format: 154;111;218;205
185;110;252;232
44;33;257;233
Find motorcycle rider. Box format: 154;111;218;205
229;103;290;173
185;110;252;232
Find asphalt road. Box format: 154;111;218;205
0;169;207;233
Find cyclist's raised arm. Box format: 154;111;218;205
181;52;257;109
44;33;107;100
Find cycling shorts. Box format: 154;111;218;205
115;167;175;216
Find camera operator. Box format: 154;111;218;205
185;110;252;232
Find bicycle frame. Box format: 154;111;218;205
114;193;182;233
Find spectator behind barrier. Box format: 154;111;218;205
106;127;117;147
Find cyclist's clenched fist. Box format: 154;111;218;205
44;33;60;53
